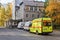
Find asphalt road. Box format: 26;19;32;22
0;28;60;40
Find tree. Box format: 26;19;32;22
0;3;12;26
5;3;12;21
0;4;5;26
45;0;60;26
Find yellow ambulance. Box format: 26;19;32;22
29;17;53;34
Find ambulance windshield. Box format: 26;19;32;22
43;22;51;26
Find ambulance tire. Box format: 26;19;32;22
29;29;32;33
36;30;39;35
42;33;49;35
45;33;49;35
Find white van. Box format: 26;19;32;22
23;21;31;31
17;22;24;29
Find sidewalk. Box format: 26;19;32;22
0;26;6;28
52;30;60;36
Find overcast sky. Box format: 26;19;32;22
0;0;13;4
36;0;45;1
0;0;45;4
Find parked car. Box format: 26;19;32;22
23;21;31;31
17;22;25;29
9;22;17;28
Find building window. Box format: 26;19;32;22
32;14;34;17
39;7;43;12
34;7;37;11
25;6;29;11
26;14;28;17
26;20;28;21
30;6;33;11
39;9;41;11
37;15;40;18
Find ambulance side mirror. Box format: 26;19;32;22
29;23;32;27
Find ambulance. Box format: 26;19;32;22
29;17;53;34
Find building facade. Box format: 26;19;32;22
19;0;44;21
5;0;44;28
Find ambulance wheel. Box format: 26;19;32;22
36;31;39;35
42;33;49;35
45;33;49;35
29;30;32;33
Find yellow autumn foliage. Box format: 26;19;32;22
5;3;12;21
0;5;5;26
0;3;12;26
45;0;60;25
